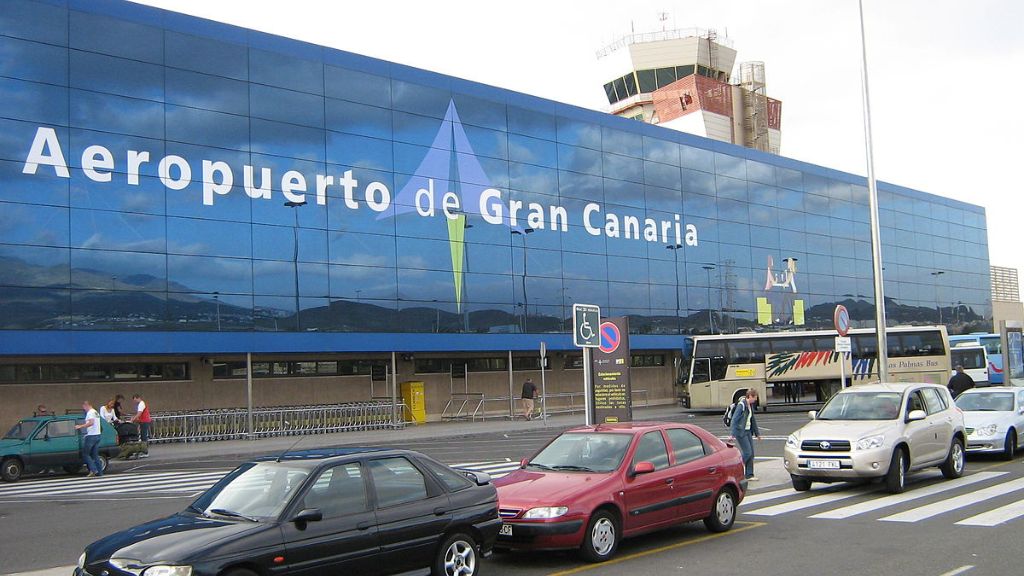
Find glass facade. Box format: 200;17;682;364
0;1;991;353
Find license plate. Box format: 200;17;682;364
809;459;841;470
499;524;513;536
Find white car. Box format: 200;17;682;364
955;387;1024;459
784;382;966;494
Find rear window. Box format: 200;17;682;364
952;348;986;370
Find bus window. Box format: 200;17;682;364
980;336;1001;355
692;341;727;382
728;340;767;364
812;337;835;352
951;347;986;371
770;337;811;354
853;335;877;359
897;332;945;357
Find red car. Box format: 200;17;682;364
493;422;746;562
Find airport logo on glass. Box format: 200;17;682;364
19;110;698;249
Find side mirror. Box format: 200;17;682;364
808;410;817;420
292;508;323;524
520;458;529;469
631;461;655;476
906;409;927;423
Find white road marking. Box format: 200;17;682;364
937;565;974;576
811;472;1007;519
956;497;1024;527
744;487;871;516
880;477;1024;523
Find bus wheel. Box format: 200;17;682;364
732;389;747;404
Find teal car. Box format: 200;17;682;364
1;415;119;481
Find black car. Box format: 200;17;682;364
76;448;500;576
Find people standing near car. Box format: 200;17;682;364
729;389;762;481
100;399;118;425
521;378;537;420
74;400;103;477
113;394;126;421
34;404;51;416
948;365;974;398
131;394;152;451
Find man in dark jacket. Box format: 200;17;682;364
729;389;762;481
947;365;975;398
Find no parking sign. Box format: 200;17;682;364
591;317;632;423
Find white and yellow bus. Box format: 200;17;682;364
684;326;950;410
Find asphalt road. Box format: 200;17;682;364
5;411;1021;576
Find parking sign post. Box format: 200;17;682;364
573;304;601;426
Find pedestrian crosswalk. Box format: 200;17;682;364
0;460;519;500
741;470;1024;527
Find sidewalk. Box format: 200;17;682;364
123;405;689;466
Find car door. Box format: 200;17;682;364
921;387;953;459
30;419;80;467
903;390;935;466
368;456;452;574
1016;391;1024;443
622;431;677;532
664;428;718;519
280;461;380;576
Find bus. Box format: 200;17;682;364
949;343;989;386
949;333;1003;384
684;326;950;410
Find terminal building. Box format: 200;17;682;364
0;0;992;426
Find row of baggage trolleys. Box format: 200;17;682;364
148;401;406;443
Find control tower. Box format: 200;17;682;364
597;28;782;154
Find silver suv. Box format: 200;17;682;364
783;382;966;494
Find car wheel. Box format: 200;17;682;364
579;509;619;563
98;455;110;474
1003;429;1018;461
1;458;24;482
791;475;812;492
432;532;479;576
703;488;737;533
940;438;965;479
884;449;906;494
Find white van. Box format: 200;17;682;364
951;343;989;386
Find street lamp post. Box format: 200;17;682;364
702;264;716;334
931;271;945;325
212;291;221;331
858;0;890;381
284;200;307;331
512;228;534;333
666;244;682;333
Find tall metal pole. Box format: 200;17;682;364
667;244;682;332
285;200;306;331
702;264;715;334
245;352;254;440
859;0;889;381
583;347;594;426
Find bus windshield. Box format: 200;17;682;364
817;392;902;421
951;347;986;371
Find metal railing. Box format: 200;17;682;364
458;389;650;420
149;401;405;443
441;393;486;421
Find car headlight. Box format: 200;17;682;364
974;424;998;437
78;552;86;570
143;567;193;576
856;435;885;451
523;506;569;519
786;434;799;448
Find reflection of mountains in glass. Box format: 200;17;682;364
0;256;989;333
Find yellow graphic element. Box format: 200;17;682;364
793;299;805;326
756;297;772;325
736;368;756;377
447;214;466;312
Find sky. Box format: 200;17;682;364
137;0;1024;282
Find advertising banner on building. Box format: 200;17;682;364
590;317;632;423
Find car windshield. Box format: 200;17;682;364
956;392;1014;412
528;432;632;473
3;420;36;440
817;392;902;421
189;462;310;521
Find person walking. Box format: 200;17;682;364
520;378;537;420
131;394;152;451
729;389;762;481
74;400;103;477
947;365;974;398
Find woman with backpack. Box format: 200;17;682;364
728;389;762;481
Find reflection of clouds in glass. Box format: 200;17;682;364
78;232;163;253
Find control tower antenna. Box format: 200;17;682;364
658;11;670;31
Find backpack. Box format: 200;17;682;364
723;400;739;427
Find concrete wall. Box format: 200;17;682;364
993;300;1024;331
1;352;680;428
